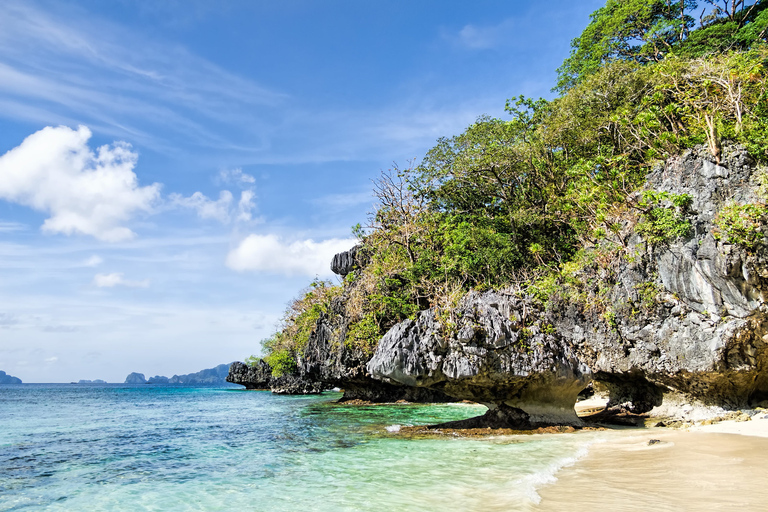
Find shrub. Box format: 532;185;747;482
636;191;693;244
713;203;768;250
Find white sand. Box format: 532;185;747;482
533;413;768;511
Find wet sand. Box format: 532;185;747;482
535;416;768;511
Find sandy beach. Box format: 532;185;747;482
535;412;768;511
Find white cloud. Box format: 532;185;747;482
45;356;58;363
170;189;257;224
171;190;234;223
83;255;103;267
226;234;355;277
218;168;255;185
93;272;150;288
0;125;161;241
237;190;256;222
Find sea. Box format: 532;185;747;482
0;384;604;511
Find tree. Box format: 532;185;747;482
557;0;768;91
557;0;697;92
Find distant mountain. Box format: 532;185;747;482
124;364;233;386
77;379;107;384
0;371;22;384
124;372;147;384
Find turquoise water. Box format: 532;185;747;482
0;385;601;511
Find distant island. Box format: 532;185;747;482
124;363;233;385
0;371;22;384
76;379;107;384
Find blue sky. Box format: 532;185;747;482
0;0;604;382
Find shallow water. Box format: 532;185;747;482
0;384;600;511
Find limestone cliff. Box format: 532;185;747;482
231;145;768;422
367;145;768;424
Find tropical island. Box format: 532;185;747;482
0;370;22;384
230;0;768;432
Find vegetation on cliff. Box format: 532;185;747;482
255;0;768;375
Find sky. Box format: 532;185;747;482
0;0;605;383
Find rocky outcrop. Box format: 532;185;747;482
227;361;272;389
301;308;457;403
367;290;590;426
367;145;768;423
226;360;327;394
330;245;365;276
0;371;22;384
124;372;147;384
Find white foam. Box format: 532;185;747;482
385;424;401;432
516;438;604;504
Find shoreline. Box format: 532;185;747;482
533;412;768;511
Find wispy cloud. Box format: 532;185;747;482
0;221;26;232
217;168;256;186
0;1;286;152
446;18;518;50
93;272;150;288
312;191;373;210
83;255;103;267
170;189;259;224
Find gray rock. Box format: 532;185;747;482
331;245;364;276
367;291;589;426
227;360;272;389
367;145;768;421
227;360;327;394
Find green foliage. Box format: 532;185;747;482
713;202;768;248
257;279;341;376
636;191;693;244
345;313;382;355
264;348;297;378
558;0;768;91
557;0;696;91
244;355;262;367
248;2;768;367
634;280;663;310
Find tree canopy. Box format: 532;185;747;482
557;0;768;91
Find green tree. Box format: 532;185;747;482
557;0;697;91
557;0;768;91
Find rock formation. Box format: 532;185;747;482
232;145;768;423
124;372;147;384
330;245;365;276
227;360;326;394
367;145;768;425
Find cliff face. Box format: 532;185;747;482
230;145;768;420
367;145;768;423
